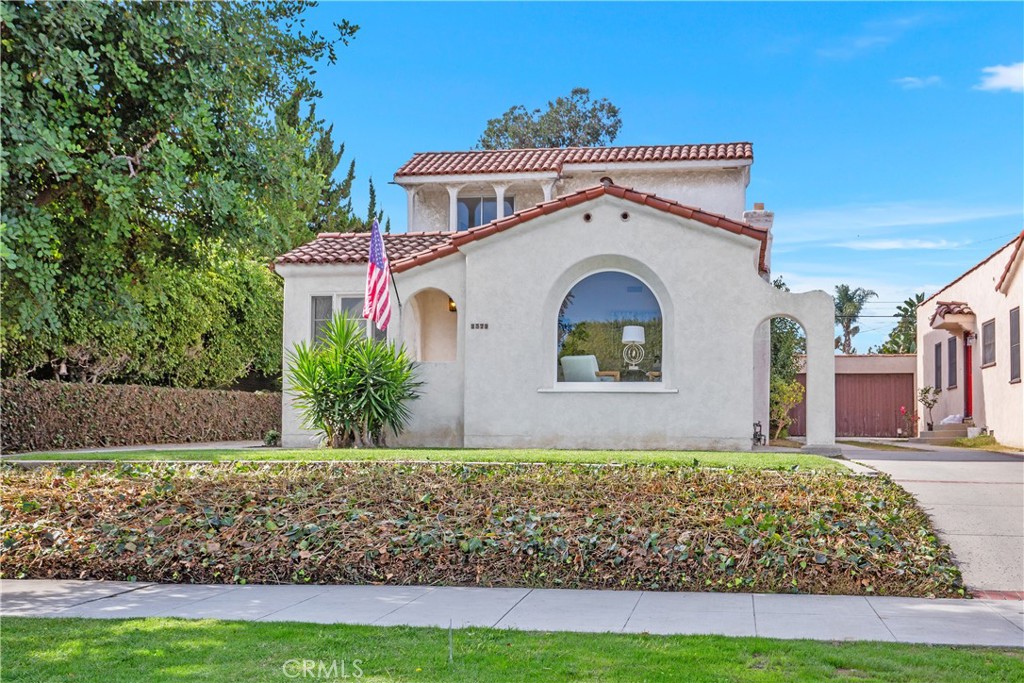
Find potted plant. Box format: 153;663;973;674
917;386;941;431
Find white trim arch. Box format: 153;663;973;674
541;255;675;390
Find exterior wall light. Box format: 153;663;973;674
448;297;457;313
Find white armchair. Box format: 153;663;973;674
560;355;619;382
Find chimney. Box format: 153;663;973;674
743;202;775;275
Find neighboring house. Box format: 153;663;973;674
917;231;1023;449
275;143;837;452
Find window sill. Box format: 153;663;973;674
981;362;997;369
539;383;678;394
1011;378;1021;385
947;385;957;390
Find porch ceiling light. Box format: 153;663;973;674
622;325;646;370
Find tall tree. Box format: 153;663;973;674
477;87;622;149
878;293;926;354
834;285;878;354
1;1;357;381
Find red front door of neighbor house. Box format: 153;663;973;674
964;334;974;419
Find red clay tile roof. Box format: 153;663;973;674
995;230;1023;293
275;231;454;266
395;143;753;177
275;184;769;274
929;301;975;326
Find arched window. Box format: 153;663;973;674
557;271;662;383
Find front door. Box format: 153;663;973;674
964;334;973;419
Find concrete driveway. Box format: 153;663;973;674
849;445;1024;594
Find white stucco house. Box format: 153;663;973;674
917;231;1023;449
275;143;837;452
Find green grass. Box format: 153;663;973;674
2;447;846;470
3;617;1021;683
950;434;1023;454
838;440;927;452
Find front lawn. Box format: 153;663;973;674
3;617;1021;682
1;461;962;596
3;447;847;471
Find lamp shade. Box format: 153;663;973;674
621;325;645;345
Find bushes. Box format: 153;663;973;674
0;462;963;597
0;380;280;453
287;314;420;447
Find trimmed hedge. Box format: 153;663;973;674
0;462;964;597
1;380;280;453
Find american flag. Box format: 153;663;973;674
362;219;392;331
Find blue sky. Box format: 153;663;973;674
307;2;1023;351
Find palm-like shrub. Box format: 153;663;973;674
287;314;421;447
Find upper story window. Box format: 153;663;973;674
457;196;514;231
556;271;662;383
310;295;386;345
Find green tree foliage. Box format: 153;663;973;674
287;314;421;448
834;285;878;354
770;376;806;440
274;90;357;236
878;293;925;354
769;278;806;382
477;87;622;149
1;1;356;382
768;278;807;437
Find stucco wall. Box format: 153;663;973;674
279;194;835;452
916;240;1022;448
453;194;832;451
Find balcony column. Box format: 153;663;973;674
493;183;509;219
446;185;463;231
405;186;418;231
541;179;556;202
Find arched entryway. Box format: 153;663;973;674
404;288;457;362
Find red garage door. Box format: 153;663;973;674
789;373;915;437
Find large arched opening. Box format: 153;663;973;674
556;271;663;383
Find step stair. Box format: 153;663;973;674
911;422;969;446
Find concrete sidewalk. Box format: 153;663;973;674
3;580;1021;647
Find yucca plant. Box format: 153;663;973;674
287;313;421;447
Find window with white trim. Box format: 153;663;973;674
310;295;386;344
981;319;996;367
1010;307;1020;383
947;337;957;389
457;196;514;231
556;271;662;383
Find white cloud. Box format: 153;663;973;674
773;201;1022;245
832;238;965;251
892;75;942;89
975;63;1024;92
818;15;924;59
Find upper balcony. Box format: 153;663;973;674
393;143;754;232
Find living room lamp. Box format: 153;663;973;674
621;325;646;370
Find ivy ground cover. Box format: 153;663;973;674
1;462;962;596
5;617;1022;683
